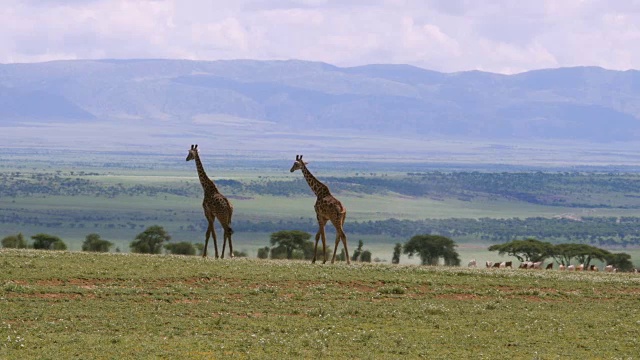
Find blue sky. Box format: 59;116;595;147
1;0;639;73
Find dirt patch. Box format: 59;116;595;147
435;293;485;301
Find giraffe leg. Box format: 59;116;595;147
319;223;328;264
331;217;350;264
221;226;233;258
203;222;212;258
227;229;234;258
313;218;327;264
219;214;234;258
312;231;321;264
210;219;219;259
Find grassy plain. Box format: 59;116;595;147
1;250;639;359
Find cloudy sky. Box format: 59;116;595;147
1;0;639;74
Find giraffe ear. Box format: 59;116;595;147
191;144;194;149
195;144;198;150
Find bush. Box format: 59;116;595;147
1;233;28;249
233;250;248;258
257;246;270;259
31;233;66;251
82;233;113;252
164;242;196;255
360;250;372;263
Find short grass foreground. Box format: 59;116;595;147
1;250;639;359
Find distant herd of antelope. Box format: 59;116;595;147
467;259;636;273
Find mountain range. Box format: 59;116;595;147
1;59;640;164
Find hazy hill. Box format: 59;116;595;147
1;59;640;143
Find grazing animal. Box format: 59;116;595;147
589;265;598;271
486;261;494;268
468;259;477;267
577;264;585;271
499;262;506;268
504;261;513;269
186;144;234;258
567;265;575;271
533;261;543;269
604;265;614;272
545;263;553;270
290;155;350;264
559;264;565;271
519;262;529;269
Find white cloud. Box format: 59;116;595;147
1;0;640;73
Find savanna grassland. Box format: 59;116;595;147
1;250;639;359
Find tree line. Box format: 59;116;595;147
234;217;640;246
2;229;636;271
3;170;640;209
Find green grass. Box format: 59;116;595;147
1;250;639;359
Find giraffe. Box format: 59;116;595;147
290;155;350;264
186;144;234;258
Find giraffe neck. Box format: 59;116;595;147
301;164;331;198
194;153;219;194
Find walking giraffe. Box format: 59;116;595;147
186;144;234;258
290;155;350;264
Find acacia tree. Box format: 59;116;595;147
269;230;312;259
1;233;28;249
32;233;67;250
488;238;553;262
82;233;113;252
606;252;634;272
550;243;610;267
403;235;460;266
130;225;171;254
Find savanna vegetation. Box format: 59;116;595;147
1;250;639;358
2;166;640;248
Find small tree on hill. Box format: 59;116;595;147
269;230;312;259
2;233;28;249
82;233;113;252
351;240;364;262
32;233;67;250
392;243;402;264
130;225;170;254
403;235;460;266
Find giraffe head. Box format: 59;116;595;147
290;155;308;172
186;144;198;161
